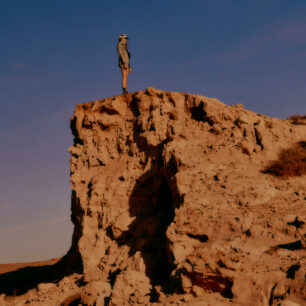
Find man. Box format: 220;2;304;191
117;33;132;95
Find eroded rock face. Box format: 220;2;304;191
65;88;305;305
4;88;304;305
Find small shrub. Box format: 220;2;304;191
263;141;306;177
287;114;306;125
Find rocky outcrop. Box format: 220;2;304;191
66;88;305;305
2;88;305;305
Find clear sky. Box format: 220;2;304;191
0;0;305;263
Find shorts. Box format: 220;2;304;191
118;60;130;68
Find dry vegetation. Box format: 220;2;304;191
287;114;306;125
263;141;306;177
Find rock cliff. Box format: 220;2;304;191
2;88;305;305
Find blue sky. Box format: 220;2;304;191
0;0;305;263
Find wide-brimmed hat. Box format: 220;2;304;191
119;33;129;39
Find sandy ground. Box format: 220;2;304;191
0;258;61;275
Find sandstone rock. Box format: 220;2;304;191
37;282;56;291
82;281;111;306
110;270;151;305
281;301;303;306
65;88;305;304
0;295;6;304
2;88;305;305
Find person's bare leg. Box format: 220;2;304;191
121;66;125;88
124;69;128;89
121;66;129;93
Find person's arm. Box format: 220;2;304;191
127;50;132;72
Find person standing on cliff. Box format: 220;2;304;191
117;33;132;95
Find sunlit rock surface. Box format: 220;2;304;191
2;88;305;305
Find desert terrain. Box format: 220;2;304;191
0;88;305;305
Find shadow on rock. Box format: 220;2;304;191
0;256;79;296
108;160;181;289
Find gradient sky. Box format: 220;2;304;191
1;0;305;263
